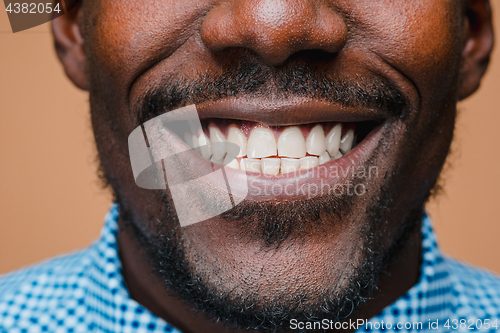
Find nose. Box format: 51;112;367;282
201;0;348;66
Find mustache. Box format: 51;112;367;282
135;57;410;126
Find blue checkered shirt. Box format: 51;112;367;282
1;205;499;332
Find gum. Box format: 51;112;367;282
200;119;356;140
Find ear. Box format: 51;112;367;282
458;0;494;100
52;6;88;90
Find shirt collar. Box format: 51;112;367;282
363;214;454;330
87;204;180;332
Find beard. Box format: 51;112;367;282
116;183;423;332
113;127;426;332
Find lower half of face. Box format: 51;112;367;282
94;89;455;330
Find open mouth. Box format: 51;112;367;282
130;102;388;225
188;119;380;175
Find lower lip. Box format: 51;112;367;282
174;123;385;202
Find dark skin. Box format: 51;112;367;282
53;0;493;332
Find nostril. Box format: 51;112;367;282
201;0;348;66
288;49;339;63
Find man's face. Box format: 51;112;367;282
69;0;484;330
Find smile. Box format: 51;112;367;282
137;99;389;204
191;119;380;175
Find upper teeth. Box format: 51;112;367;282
306;124;327;156
247;127;277;158
198;132;212;160
209;126;227;161
187;123;356;174
340;129;355;155
227;127;247;157
326;123;342;156
278;127;306;158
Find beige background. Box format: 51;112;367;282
1;4;499;275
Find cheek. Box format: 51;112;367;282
345;1;462;173
85;0;214;153
86;0;210;88
349;0;463;96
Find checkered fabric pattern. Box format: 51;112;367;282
0;205;499;332
358;219;500;333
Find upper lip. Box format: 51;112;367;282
195;97;388;125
